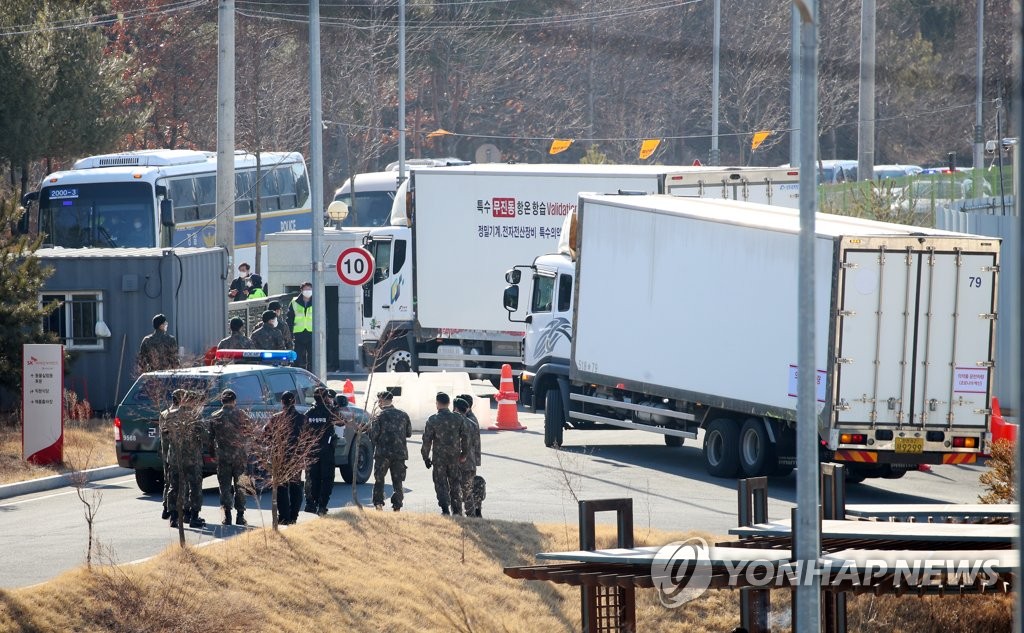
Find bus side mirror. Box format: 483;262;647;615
160;199;175;227
503;285;520;312
21;191;39;207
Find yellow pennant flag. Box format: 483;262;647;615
751;130;772;151
549;139;573;155
426;128;454;139
638;139;661;160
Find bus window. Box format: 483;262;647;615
169;178;198;222
277;167;297;208
293;164;309;207
258;167;281;211
235;170;254;215
195;175;216;220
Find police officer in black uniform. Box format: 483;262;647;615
304;388;339;516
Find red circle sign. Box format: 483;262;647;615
336;247;374;286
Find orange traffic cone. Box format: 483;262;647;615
343;379;356;404
489;364;526;431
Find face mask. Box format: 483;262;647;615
240;270;250;278
302;290;312;299
270;319;279;328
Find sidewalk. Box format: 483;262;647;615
0;465;132;501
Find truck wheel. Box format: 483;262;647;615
134;468;164;495
771;464;795;478
383;347;412;373
703;418;741;478
739;418;777;477
664;435;684;447
845;468;866;484
340;438;374;484
544;388;564;448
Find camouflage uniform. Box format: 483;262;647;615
217;332;254;350
139;330;179;372
304;401;338;514
459;411;482;517
273;320;294;350
162;402;209;523
369;404;412;510
421;408;469;514
251;324;287;350
209;405;251;514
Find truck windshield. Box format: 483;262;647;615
333;191;395;227
39;182;155;248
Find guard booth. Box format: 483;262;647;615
36;247;228;413
266;228;367;372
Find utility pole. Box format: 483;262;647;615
709;0;721;165
398;0;406;181
795;0;821;631
309;0;327;379
789;4;800;167
856;0;875;182
973;0;985;186
1014;0;1024;629
216;0;235;276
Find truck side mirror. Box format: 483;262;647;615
503;285;520;312
160;199;175;227
505;269;521;284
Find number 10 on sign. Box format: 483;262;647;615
336;247;374;286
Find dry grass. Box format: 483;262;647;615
0;417;116;485
0;511;1005;633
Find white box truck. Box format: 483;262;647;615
360;164;800;377
503;193;999;480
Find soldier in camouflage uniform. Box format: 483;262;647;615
139;313;179;372
209;389;252;526
369;390;412;512
421;392;469;515
217;317;255;350
162;390;209;529
251;310;287;350
267;300;294;350
454;396;482;518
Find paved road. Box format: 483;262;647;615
0;396;991;588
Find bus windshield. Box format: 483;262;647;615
39;182;155;248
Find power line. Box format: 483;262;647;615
0;0;211;37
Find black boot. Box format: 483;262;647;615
222;507;232;526
189;515;206;529
441;505;450;516
235;510;247;526
161;506;171;520
169;512;178;528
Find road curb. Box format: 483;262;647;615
0;465;132;501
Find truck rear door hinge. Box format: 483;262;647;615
976;360;995;368
840;262;857;269
836;357;854;364
838;310;856;318
982;265;999;273
834;400;851;412
979;313;997;320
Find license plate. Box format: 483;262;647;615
895;437;924;454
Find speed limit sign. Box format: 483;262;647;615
336;247;374;286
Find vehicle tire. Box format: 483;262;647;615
702;418;741;478
544;388;564;448
383;345;413;373
664;434;684;447
135;467;164;495
739;418;777;477
845;468;867;484
340;437;374;484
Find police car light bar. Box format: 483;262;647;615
214;349;297;362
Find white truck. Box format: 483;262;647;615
503;193;999;480
359;164;800;377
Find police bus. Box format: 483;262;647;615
23;149;312;266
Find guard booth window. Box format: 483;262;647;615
531;274;554;313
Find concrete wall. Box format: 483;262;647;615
267;229;367;372
37;247;227;412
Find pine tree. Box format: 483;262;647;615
0;197;57;398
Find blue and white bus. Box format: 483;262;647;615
25;149;312;267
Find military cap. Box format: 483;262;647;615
220;389;237;401
435;391;450;405
280;391;295;405
261;310;276;323
376;390;394;401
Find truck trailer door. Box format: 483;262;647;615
835;242;997;430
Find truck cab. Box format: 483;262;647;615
360;225;414;371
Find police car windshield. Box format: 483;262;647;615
127;375;219;405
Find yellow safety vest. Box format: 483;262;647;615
291;299;312;333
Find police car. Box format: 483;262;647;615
114;349;373;494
